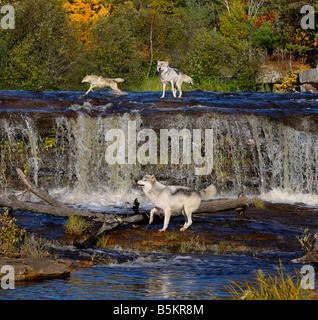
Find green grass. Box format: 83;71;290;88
226;261;317;300
97;234;110;248
127;76;162;92
65;216;93;236
197;77;241;92
19;236;50;259
125;76;242;93
165;232;178;241
252;197;265;209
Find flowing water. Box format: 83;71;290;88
0;90;317;299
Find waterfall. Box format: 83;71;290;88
0;96;317;207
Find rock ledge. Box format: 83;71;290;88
0;257;71;281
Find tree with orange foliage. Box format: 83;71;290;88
62;0;111;42
63;0;111;24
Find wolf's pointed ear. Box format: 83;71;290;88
165;61;169;66
150;175;156;184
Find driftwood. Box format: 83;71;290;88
0;168;147;220
195;198;249;214
0;167;251;248
292;233;318;264
0;195;109;220
75;197;250;248
16;168;63;208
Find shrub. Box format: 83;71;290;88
0;209;49;258
0;209;25;251
297;228;315;252
252;197;265;209
185;28;236;84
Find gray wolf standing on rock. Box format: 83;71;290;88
82;75;125;95
137;175;216;232
157;61;193;98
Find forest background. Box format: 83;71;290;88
0;0;317;92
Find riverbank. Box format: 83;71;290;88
0;257;70;282
0;200;316;299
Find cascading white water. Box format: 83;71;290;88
0;108;317;207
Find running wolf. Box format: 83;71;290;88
82;75;125;95
157;61;193;98
137;175;216;232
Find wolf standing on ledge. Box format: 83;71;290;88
137;175;216;232
157;61;193;98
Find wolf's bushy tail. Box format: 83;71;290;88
200;185;216;201
114;78;125;83
183;74;193;85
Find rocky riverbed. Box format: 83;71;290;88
0;90;317;298
2;201;316;288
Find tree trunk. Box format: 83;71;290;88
0;168;251;248
0;195;109;220
146;19;154;78
195;198;249;214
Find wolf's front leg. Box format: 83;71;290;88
159;208;172;232
161;83;166;98
85;85;94;95
149;208;157;225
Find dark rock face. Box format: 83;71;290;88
1;90;318;197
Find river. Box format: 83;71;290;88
0;90;317;299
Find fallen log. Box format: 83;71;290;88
0;169;142;224
74;197;250;248
195;198;249;214
0;195;109;220
0;167;251;248
74;207;148;248
148;197;250;219
16;168;63;208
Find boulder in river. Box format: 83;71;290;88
0;257;71;282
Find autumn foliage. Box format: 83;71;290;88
63;0;111;24
0;0;316;91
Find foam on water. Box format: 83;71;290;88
50;187;151;213
260;188;318;207
1;90;318;207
